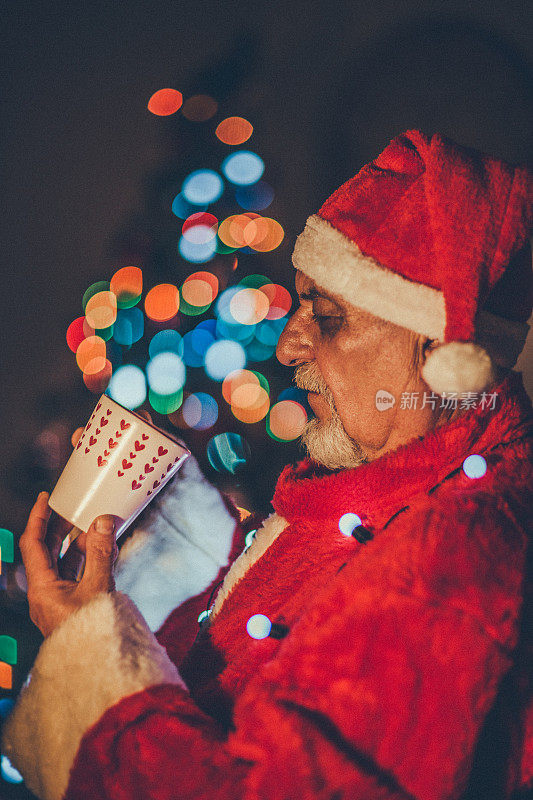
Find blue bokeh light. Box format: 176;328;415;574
178;234;217;264
1;754;24;784
235;181;274;211
107;365;147;409
182;328;216;367
182;170;224;204
171;192;207;219
204;339;246;381
149;329;184;360
146;353;186;395
182;392;219;430
207;432;251;474
221;151;265;186
462;454;487;479
113;308;144;347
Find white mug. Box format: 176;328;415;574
48;394;190;545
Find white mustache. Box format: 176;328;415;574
293;363;330;397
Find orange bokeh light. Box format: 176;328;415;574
181;271;219;307
76;336;107;374
222;369;260;405
269;400;307;440
229;287;270;325
0;661;12;689
85;291;117;330
110;266;143;306
83;359;113;394
248;218;284;252
147;88;183;116
182;94;218;121
231;386;270;424
145;284;180;322
260;283;292;320
215;116;253;145
218;213;259;249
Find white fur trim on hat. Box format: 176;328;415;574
292;215;530;369
1;592;185;800
421;342;495;396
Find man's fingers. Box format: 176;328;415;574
80;516;117;592
19;493;57;583
71;427;84;447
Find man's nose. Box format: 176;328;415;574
276;310;313;366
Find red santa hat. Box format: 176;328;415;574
292;130;533;395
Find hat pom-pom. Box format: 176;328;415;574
421;342;495;396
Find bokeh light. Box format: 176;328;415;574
149;329;184;359
181;271;219;308
82;281;110;312
0;529;14;563
113;307;144;347
462;454;487;479
261;284;292;319
182;212;218;243
182;392;219;430
182;327;215;367
1;754;23;784
221;151;264;186
231;385;270;424
179;234;217;264
218;213;258;249
207;432;251;474
0;663;12;689
267;400;307;441
107;365;147;409
149;388;183;415
235;181;274;211
246;614;271;639
182;169;224;205
83;358;112;394
171;193;207;219
147;88;183;116
110;266;143;309
85;291;118;330
246;339;276;362
216;317;256;346
67;316;94;353
146;352;186;395
215;116;253;145
145;284;179;322
244;218;284;252
230;287;270;325
255;317;287;346
181;94;218;121
204;339;246;381
76;335;107;374
339;513;362;536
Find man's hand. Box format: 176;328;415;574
19;493;118;638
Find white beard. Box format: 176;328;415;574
294;364;368;470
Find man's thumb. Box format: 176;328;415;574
81;515;117;591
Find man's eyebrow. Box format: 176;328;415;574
299;287;341;305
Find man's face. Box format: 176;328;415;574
276;271;429;466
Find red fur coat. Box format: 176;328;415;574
3;372;533;800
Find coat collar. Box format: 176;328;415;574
272;371;533;528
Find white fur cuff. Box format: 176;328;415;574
1;592;185;800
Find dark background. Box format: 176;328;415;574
1;1;532;796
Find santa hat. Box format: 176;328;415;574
292;130;533;395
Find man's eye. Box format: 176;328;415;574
312;313;342;333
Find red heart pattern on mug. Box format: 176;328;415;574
106;408;112;416
129;451;136;460
132;480;142;490
152;456;158;464
158;446;168;456
96;402;102;411
122;458;133;470
86;423;92;430
120;419;130;430
147;490;152;496
134;440;145;452
97;455;107;467
116;431;122;438
100;416;108;427
118;470;124;477
142;433;149;441
89;435;97;446
104;449;110;457
96;428;101;435
109;438;117;449
139;474;145;481
85;447;90;454
144;463;154;473
153;480;160;489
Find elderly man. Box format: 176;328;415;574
3;131;533;800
